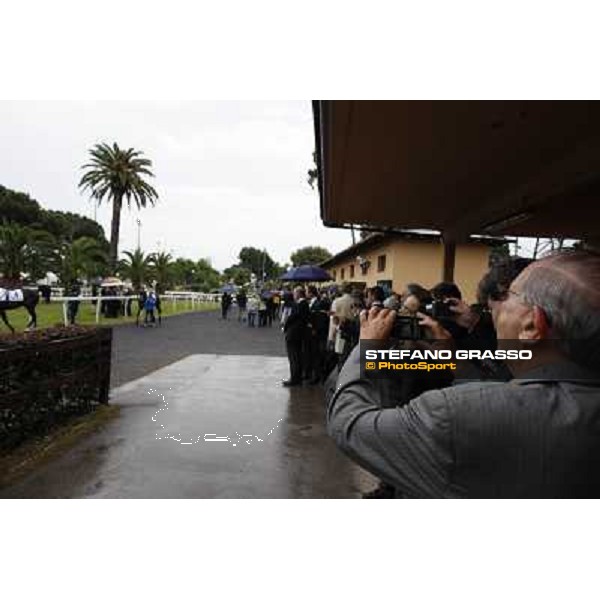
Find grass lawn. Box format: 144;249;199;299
1;299;219;332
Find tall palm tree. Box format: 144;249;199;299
79;142;158;273
119;248;153;291
150;251;173;293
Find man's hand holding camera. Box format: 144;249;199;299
359;306;452;342
359;306;396;340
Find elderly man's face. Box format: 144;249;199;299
490;269;535;340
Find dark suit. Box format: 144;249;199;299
308;297;331;382
283;298;310;383
328;348;600;498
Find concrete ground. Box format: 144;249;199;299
0;311;376;498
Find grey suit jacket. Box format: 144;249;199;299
327;346;600;498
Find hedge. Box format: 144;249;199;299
0;326;112;450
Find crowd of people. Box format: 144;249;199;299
325;250;600;498
220;290;281;327
219;252;600;498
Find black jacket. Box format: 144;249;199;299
284;299;310;342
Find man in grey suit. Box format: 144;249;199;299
327;250;600;498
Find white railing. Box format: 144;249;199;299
51;293;219;326
52;295;130;326
163;291;221;310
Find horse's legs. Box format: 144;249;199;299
0;310;15;334
25;304;37;330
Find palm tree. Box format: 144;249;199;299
150;251;173;293
119;249;153;291
0;220;56;282
0;221;30;281
54;237;107;284
79;142;158;273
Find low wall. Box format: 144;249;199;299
0;327;112;450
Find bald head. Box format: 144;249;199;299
515;250;600;369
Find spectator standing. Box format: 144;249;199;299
247;293;258;327
236;290;247;322
307;286;331;384
221;292;232;320
258;295;268;327
66;279;81;325
331;284;360;366
282;286;310;387
272;292;281;321
281;287;294;325
136;288;148;326
144;291;157;326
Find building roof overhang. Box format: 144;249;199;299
314;100;600;241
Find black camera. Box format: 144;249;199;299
391;315;425;340
390;299;455;340
424;299;454;319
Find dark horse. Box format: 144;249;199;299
0;289;40;332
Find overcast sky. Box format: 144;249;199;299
0;100;354;270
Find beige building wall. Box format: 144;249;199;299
390;241;443;293
454;245;491;303
328;238;492;303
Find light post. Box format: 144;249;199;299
136;219;141;250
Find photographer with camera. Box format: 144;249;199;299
327;250;600;498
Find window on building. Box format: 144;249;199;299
349;264;355;278
341;267;345;280
377;255;387;272
332;269;337;281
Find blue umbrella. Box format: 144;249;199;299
280;264;332;282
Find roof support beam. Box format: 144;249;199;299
442;239;456;283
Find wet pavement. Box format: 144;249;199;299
110;309;286;387
1;312;376;498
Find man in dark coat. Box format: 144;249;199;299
66;279;81;325
307;285;331;384
221;292;232;320
282;286;310;387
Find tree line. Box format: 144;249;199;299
1;141;334;291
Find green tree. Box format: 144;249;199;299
0;184;109;250
53;237;107;284
0;185;43;225
0;221;56;282
194;258;221;292
222;265;252;287
290;245;332;266
238;247;281;280
79;142;158;273
0;221;32;280
150;251;173;292
119;249;153;290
